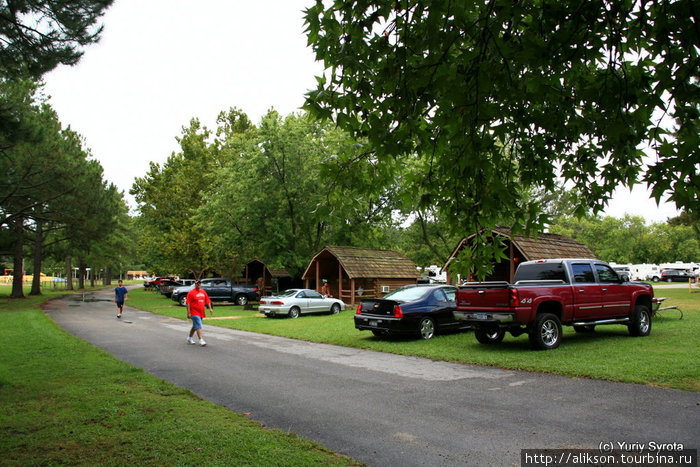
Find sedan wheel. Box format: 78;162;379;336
179;295;187;307
288;306;300;319
330;303;340;314
418;317;436;340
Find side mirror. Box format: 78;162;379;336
620;274;630;282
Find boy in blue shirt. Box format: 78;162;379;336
115;280;128;318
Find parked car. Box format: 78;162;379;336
660;269;695;282
259;289;345;318
354;284;468;340
159;279;195;298
145;276;176;289
171;278;259;306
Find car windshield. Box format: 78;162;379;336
383;287;429;302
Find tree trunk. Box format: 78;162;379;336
78;257;86;289
30;220;43;296
10;217;24;299
65;255;73;290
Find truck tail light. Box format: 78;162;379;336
394;305;404;318
356;303;362;314
509;288;520;306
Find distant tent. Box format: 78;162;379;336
302;246;420;305
442;227;596;283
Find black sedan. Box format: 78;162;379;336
354;284;470;340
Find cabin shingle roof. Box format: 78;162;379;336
304;246;419;279
493;227;596;260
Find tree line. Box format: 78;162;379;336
3;0;697;290
130;109;462;279
131;106;698;281
0;0;129;298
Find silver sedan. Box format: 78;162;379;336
259;288;345;318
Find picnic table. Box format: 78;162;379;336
652;297;683;320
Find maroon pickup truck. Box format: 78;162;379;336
453;258;654;350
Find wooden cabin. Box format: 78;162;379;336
244;259;296;296
442;227;596;283
302;246;420;305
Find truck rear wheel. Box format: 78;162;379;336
529;313;562;350
474;327;505;344
235;294;248;306
628;304;651;337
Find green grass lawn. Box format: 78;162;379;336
132;285;700;392
0;286;360;466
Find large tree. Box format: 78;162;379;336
304;0;699;275
0;0;113;78
131;118;225;278
199;110;398;277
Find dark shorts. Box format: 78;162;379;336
116;301;124;308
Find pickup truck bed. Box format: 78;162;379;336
453;259;654;350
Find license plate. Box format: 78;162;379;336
476;313;489;320
369;320;380;327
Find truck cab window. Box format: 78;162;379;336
571;263;595;283
595;264;621;283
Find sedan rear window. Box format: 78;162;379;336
384;287;430;301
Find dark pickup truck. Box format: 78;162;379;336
453;258;654;350
171;278;259;306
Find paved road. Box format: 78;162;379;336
45;287;699;466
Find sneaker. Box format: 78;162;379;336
199;339;207;347
187;337;196;345
117;313;121;319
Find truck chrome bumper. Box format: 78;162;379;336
453;310;515;323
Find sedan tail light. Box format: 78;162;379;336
393;305;403;318
356;303;362;314
270;301;285;305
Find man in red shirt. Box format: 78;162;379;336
186;280;214;346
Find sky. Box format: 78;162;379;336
42;0;681;224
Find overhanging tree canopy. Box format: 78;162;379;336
0;0;113;78
304;0;699;275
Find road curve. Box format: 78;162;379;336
45;287;699;466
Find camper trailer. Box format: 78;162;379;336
629;264;662;282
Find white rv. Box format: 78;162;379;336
628;264;661;282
